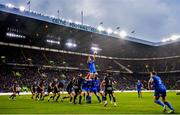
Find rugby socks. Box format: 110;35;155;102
12;95;16;100
79;96;82;104
40;93;43;100
49;95;55;101
35;94;39;99
86;95;91;103
97;95;101;103
102;96;105;101
154;100;165;107
74;95;77;104
164;101;174;110
56;95;60;101
109;94;112;101
89;96;92;103
86;96;89;102
9;95;13;99
63;96;70;99
113;96;116;102
70;97;73;102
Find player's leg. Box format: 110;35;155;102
17;91;20;96
48;92;56;102
40;91;44;101
31;90;35;99
93;90;101;103
63;88;71;100
73;90;78;104
63;93;70;100
31;92;34;99
86;91;92;103
154;96;165;108
70;91;75;103
83;92;86;101
35;92;39;100
104;92;108;107
43;92;50;100
9;93;13;100
55;92;61;102
111;92;116;106
140;90;142;98
161;92;175;113
9;92;16;100
100;90;105;102
12;92;16;100
137;90;140;98
80;89;86;102
109;93;112;103
79;91;83;104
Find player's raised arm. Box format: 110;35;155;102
87;55;91;63
93;52;96;60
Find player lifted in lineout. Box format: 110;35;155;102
87;52;97;79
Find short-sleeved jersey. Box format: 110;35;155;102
86;79;92;88
104;77;113;90
92;78;100;88
136;82;142;90
73;77;81;90
82;79;87;89
67;80;74;90
88;60;96;71
152;75;166;90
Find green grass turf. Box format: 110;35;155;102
0;92;179;114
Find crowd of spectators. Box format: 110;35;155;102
0;45;180;92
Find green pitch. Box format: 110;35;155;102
0;92;179;114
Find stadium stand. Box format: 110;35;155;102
0;4;180;93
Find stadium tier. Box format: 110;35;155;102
0;4;180;93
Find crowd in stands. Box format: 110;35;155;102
0;45;180;92
0;66;180;92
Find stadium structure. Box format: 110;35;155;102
0;3;180;92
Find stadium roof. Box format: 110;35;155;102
1;4;179;47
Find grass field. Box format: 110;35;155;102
0;92;179;114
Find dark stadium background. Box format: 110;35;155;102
0;4;180;92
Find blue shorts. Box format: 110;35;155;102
137;89;141;92
154;88;166;97
82;88;87;92
97;87;100;92
86;88;91;92
91;87;97;92
89;69;96;74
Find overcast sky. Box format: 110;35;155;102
0;0;180;42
